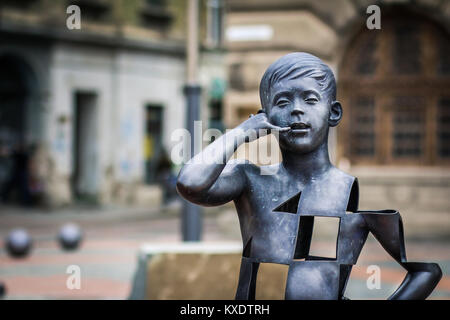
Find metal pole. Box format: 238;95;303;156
182;0;202;241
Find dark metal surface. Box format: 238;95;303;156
177;52;442;299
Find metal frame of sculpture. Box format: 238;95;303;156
177;52;442;300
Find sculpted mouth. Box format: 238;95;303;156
290;122;310;130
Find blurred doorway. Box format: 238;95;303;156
143;104;164;184
72;92;99;202
0;54;37;204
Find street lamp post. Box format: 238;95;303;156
182;0;202;241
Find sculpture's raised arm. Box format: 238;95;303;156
176;112;289;206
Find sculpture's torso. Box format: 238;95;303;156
233;163;366;299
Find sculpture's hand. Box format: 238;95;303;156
237;111;290;143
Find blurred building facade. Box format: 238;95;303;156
1;0;449;237
0;0;226;207
223;0;450;237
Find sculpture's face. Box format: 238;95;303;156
267;76;331;154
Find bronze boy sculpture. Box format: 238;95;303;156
177;52;442;299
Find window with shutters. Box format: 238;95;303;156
339;12;450;166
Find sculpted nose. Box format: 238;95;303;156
291;100;305;116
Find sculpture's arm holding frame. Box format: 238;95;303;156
362;210;442;299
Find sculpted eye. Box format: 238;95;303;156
305;97;319;105
304;91;320;105
276;99;290;107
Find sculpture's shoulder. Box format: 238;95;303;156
299;166;358;215
223;159;267;177
312;166;357;196
230;160;282;181
322;166;356;185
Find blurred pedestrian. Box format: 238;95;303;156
0;142;32;206
156;149;178;205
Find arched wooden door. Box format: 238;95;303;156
338;12;450;166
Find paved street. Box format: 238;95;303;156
0;203;449;300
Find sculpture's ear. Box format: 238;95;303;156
329;101;343;127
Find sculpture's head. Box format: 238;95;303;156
259;52;342;154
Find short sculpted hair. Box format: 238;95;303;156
259;52;337;111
